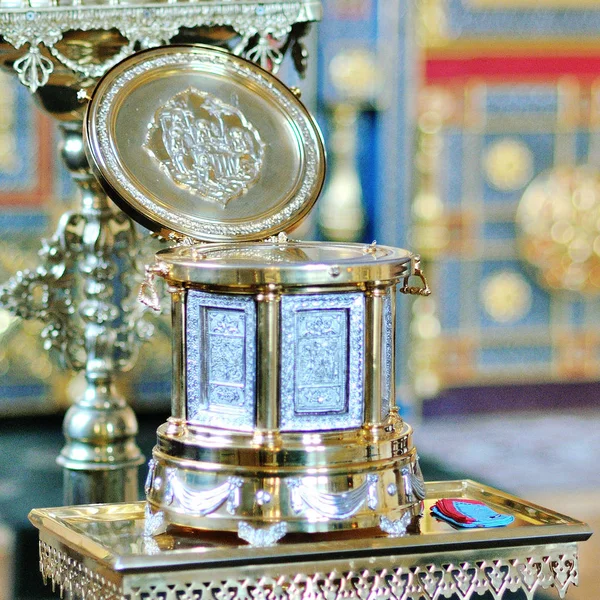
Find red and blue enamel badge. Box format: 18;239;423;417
431;498;514;528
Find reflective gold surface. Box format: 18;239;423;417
80;24;426;542
86;44;326;242
147;253;423;534
29;480;591;599
32;482;589;559
148;416;420;533
108;43;425;537
154;240;414;287
30;480;592;566
136;235;426;535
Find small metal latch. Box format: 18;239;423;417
400;258;431;297
167;232;196;247
76;88;92;103
363;240;377;255
138;261;170;312
264;231;290;246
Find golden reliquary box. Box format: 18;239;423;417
28;43;592;600
82;43;431;544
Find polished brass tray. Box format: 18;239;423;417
29;480;592;600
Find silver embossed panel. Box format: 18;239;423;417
381;292;393;421
186;291;256;431
280;293;364;431
295;310;348;413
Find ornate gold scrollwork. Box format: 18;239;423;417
0;206;154;372
0;2;320;93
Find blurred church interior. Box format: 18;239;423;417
0;0;598;598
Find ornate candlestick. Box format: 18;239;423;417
0;0;321;504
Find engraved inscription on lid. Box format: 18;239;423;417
144;88;265;208
85;45;326;242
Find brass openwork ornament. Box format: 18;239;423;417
517;164;600;294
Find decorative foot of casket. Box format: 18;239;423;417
380;513;412;537
237;522;288;547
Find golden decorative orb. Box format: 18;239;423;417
483;138;534;192
481;271;532;323
517;165;600;294
329;48;381;104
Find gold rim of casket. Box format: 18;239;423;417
85;44;326;242
154;415;413;472
156;241;415;287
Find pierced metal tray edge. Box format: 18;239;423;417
29;480;593;572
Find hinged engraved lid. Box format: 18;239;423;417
85;45;326;242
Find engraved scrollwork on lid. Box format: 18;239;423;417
144;87;265;208
92;50;324;240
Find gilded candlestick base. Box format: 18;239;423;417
0;125;150;504
58;380;144;505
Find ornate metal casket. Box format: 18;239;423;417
84;44;428;544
